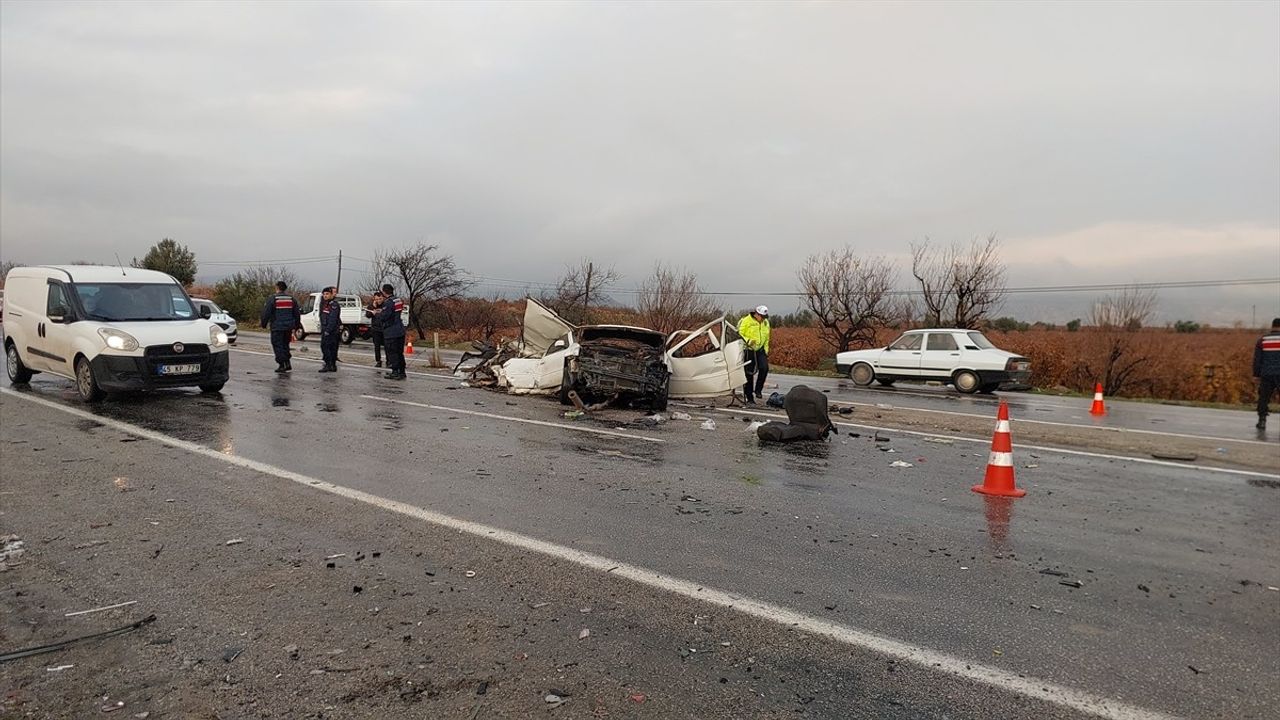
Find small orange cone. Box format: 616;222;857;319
404;339;414;355
1089;383;1106;416
972;401;1025;498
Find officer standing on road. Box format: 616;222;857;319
1253;317;1280;429
377;283;407;379
365;291;386;368
260;281;301;374
318;286;342;373
737;305;771;405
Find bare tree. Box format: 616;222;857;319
0;260;19;287
541;258;619;325
1076;286;1158;395
796;247;900;353
636;262;720;335
370;243;472;337
211;265;301;322
910;234;1006;328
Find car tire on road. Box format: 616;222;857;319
293;328;307;341
952;369;980;394
849;362;875;387
6;342;33;384
558;366;574;406
340;326;354;345
75;356;105;402
199;382;226;394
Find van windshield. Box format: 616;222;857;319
74;282;196;322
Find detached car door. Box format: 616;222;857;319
666;317;747;399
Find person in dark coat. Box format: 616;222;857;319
377;283;407;379
259;281;300;373
1253;317;1280;429
364;291;386;368
318;286;342;373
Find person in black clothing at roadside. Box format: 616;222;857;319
1253;317;1280;429
318;286;342;373
260;281;301;373
365;291;386;368
377;283;407;379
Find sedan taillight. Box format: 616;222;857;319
1006;357;1030;372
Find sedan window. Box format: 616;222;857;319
966;332;996;349
888;334;923;351
926;333;958;351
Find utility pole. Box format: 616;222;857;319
583;261;594;321
336;250;342;291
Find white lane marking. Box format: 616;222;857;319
361;394;664;444
718;407;1280;480
231;347;455;383
0;387;1177;720
810;398;1271;447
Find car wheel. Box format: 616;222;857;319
849;362;875;387
340;326;354;345
75;356;105;402
293;328;307;341
876;378;895;387
6;342;33;384
199;382;226;393
953;369;980;394
558;366;574;405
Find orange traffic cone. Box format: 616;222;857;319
404;339;414;355
972;401;1025;498
1089;383;1106;416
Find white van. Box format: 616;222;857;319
2;265;231;401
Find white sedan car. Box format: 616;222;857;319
835;328;1030;394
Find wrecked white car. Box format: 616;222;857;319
492;298;747;409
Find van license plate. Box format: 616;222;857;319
158;363;201;375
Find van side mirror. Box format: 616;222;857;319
200;305;212;319
48;305;71;323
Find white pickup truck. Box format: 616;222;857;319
294;292;406;344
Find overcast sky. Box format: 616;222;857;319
2;1;1277;323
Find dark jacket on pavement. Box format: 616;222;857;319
378;295;406;339
1255;331;1280;378
260;293;301;331
320;298;342;335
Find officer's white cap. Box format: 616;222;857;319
755;305;769;316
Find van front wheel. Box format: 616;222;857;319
6;343;33;384
75;357;105;402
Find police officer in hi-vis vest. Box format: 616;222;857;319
260;281;301;373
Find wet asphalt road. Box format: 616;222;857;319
256;331;1278;445
3;341;1279;719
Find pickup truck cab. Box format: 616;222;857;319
295;292;405;344
3;265;231;401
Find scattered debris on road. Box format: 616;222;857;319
890;461;913;468
65;600;138;617
224;538;245;546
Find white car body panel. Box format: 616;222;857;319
496;299;744;400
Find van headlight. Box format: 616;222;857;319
210;325;229;348
97;328;139;351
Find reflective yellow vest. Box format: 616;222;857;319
738;315;771;353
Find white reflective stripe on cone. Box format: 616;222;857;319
995;420;1011;433
987;451;1014;467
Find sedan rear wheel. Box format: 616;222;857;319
849;362;875;387
953;369;980;394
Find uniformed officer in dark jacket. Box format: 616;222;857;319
1254;317;1280;429
318;286;342;373
260;281;301;373
377;283;407;379
364;291;386;368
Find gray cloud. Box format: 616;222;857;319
2;1;1277;322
